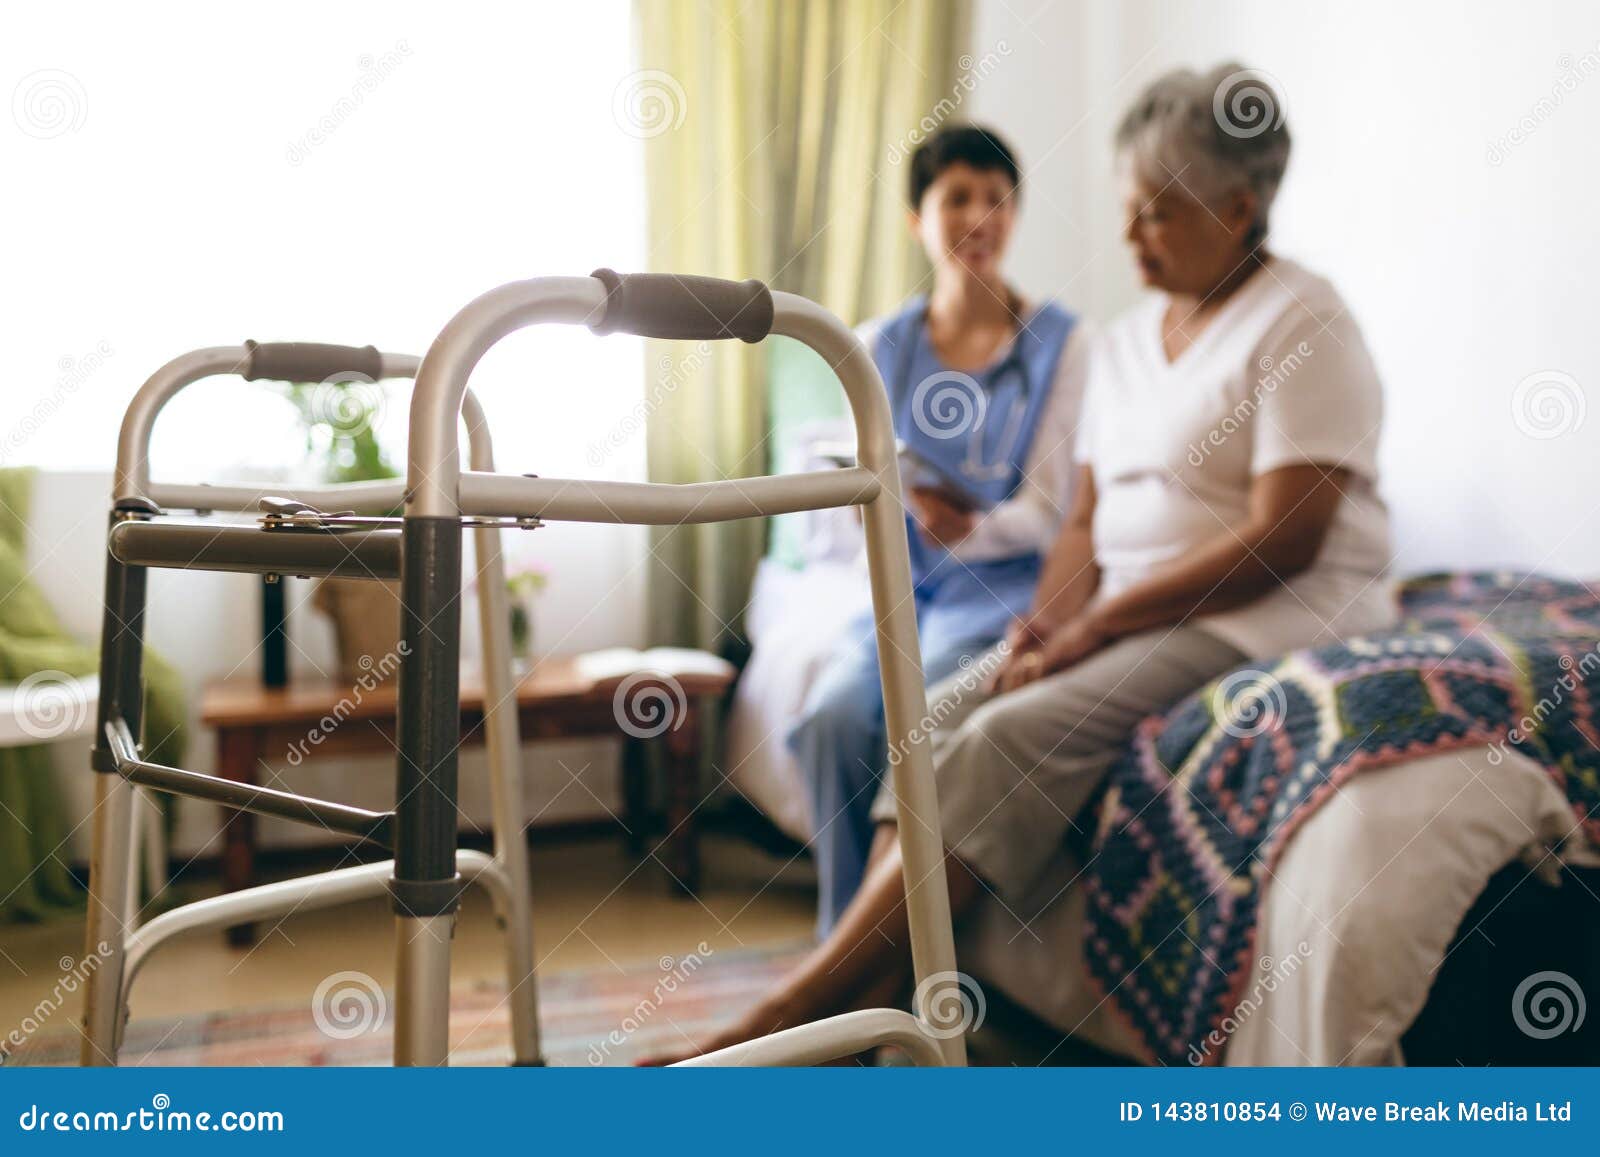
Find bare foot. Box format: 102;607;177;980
635;998;796;1066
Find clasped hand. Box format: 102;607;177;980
987;612;1110;693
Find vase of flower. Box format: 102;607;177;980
506;564;549;672
271;378;404;682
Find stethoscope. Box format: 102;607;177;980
892;309;1036;484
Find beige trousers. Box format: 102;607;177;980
871;626;1246;904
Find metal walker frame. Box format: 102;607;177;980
81;272;964;1067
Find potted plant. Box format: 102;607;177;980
505;563;549;672
276;379;404;682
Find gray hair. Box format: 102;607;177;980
1115;63;1291;245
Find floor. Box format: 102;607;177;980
0;832;816;1031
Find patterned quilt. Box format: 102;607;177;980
1083;572;1600;1065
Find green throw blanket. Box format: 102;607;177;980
0;468;187;922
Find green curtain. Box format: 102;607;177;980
635;0;972;649
0;468;187;923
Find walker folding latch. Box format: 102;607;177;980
254;495;542;534
112;495;163;520
258;495;373;533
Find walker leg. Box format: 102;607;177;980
394;914;456;1064
121;786;141;928
861;490;968;1067
81;533;148;1067
495;861;541;1064
80;772;134;1066
473;521;543;1065
389;515;464;1067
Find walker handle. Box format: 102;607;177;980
241;340;385;383
588;269;774;343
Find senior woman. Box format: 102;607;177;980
646;63;1393;1064
787;123;1089;938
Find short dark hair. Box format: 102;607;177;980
907;124;1021;209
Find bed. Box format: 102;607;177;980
726;560;1600;1065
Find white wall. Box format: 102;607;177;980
969;0;1600;578
2;2;649;484
4;2;657;854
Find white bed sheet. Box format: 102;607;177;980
724;557;869;841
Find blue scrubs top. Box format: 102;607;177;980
871;296;1078;628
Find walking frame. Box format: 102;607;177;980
80;272;965;1068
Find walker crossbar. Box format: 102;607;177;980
148;479;409;516
390;272;965;1067
672;1009;947;1068
82;349;544;1068
454;467;881;525
107;520;404;580
102;718;394;843
116;851;513;1020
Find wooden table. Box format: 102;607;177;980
199;656;732;944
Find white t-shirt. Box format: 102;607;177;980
1076;256;1396;659
858;308;1094;563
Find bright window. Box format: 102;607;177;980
2;1;646;485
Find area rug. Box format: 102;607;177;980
8;943;807;1067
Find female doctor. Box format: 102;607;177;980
786;124;1091;937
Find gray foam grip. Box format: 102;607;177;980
241;340;384;383
588;269;774;343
